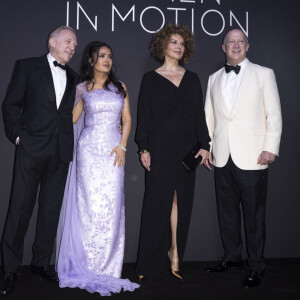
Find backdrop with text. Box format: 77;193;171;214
0;0;299;264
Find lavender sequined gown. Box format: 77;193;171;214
56;82;138;296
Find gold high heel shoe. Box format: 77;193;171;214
168;250;183;281
137;275;144;284
171;268;183;281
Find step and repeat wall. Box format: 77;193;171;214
0;0;299;264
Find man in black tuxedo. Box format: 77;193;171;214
0;26;79;295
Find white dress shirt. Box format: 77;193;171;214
223;58;248;116
47;53;67;108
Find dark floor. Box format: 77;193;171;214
1;258;300;299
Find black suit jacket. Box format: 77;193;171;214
3;54;80;162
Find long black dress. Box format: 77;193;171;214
135;70;210;279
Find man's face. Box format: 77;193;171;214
49;29;77;64
222;29;249;66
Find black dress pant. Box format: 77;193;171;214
214;156;268;273
1;134;69;273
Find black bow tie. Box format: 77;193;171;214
53;60;66;70
224;64;241;74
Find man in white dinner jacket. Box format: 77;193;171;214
203;28;282;288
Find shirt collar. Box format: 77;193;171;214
224;58;248;75
238;58;248;68
47;53;66;70
226;58;248;67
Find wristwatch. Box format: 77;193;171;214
139;149;148;154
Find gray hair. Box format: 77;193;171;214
47;26;76;50
222;28;248;45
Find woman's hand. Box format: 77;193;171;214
110;145;126;167
140;152;151;171
195;149;213;170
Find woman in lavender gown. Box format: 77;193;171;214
56;41;139;296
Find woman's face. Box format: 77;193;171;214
164;34;185;61
93;46;112;74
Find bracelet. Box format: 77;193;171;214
139;149;148;154
118;144;127;151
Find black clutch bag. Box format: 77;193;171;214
181;143;202;172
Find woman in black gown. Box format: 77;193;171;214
135;24;211;281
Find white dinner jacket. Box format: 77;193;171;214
204;60;282;170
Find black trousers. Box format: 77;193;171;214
1;134;69;273
214;156;268;273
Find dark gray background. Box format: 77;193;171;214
0;0;299;264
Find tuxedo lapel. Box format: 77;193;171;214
229;61;252;119
216;68;230;117
59;67;75;109
38;55;57;107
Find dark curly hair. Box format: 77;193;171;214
80;41;126;98
150;24;194;64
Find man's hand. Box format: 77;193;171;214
140;152;151;171
195;149;213;170
257;151;276;165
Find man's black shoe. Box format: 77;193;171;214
205;257;243;272
31;264;58;282
243;269;264;288
0;272;16;295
